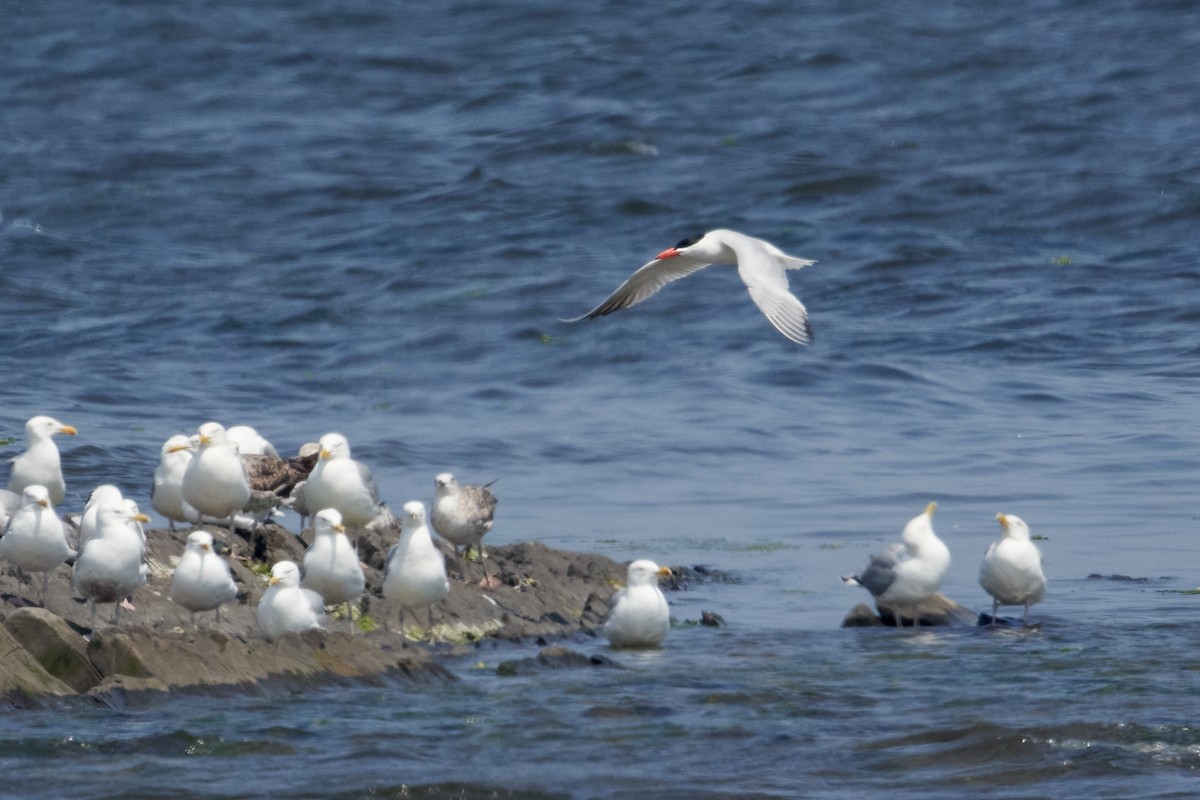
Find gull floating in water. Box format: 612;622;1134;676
304;433;384;532
6;415;78;505
431;472;498;588
382;501;449;640
257;560;325;640
182;422;251;534
979;513;1047;627
301;508;365;625
72;499;150;629
568;229;815;344
604;559;672;648
0;485;75;606
152;435;195;531
842;502;950;627
169;530;239;626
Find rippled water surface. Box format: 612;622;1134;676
2;0;1200;797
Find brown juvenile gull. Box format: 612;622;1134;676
240;445;319;524
566;229;815;345
303;433;384;531
152;434;195;531
182;422;252;534
979;513;1047;627
169;529;239;626
6;415;78;505
431;472;499;588
842;502;950;627
0;484;76;606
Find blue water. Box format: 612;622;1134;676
3;0;1200;796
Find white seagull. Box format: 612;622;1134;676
6;415;78;505
72;499;150;629
256;560;325;640
381;501;450;640
152;434;195;531
303;433;384;531
78;484;128;549
301;508;366;622
979;513;1047;627
842;502;950;627
568;229;815;344
0;485;76;606
169;530;239;626
604;559;672;648
182;422;251;534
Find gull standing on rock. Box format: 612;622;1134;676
78;484;124;547
6;415;78;505
182;422;252;535
302;508;365;626
604;559;672;648
979;513;1047;627
72;499;150;629
568;229;816;345
382;501;449;640
152;434;195;531
169;530;239;626
304;433;384;534
0;485;76;606
842;502;950;627
431;472;499;588
257;560;325;640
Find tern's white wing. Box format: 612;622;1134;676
565;254;715;321
735;241;813;345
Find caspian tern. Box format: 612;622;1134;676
568;229;815;344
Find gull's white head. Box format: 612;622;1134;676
403;500;427;525
20;484;52;509
84;484;123;509
96;499;151;528
25;415;77;440
997;513;1032;540
318;433;351;461
626;559;672;587
901;502;939;545
186;530;215;553
314;508;346;536
269;560;302;588
162;434;194;456
196;422;228;448
434;473;458;495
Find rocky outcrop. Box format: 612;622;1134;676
0;521;632;707
840;593;978;627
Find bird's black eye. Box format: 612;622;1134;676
676;234;702;249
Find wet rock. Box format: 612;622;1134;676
4;607;101;693
0;524;642;702
496;645;624;676
699;611;724;627
841;593;976;628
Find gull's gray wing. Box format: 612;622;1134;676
565;254;715;321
